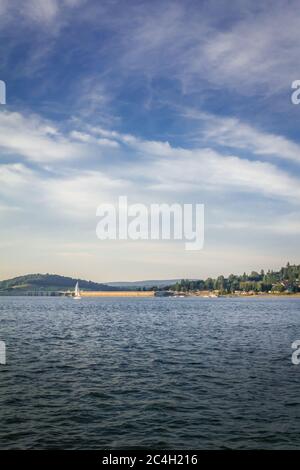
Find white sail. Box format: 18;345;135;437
74;281;81;299
75;281;79;295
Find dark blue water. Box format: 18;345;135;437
1;296;300;449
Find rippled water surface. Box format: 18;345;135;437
1;296;300;449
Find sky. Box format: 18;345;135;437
0;0;300;282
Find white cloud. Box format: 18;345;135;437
137;147;300;203
0;163;34;197
45;170;128;217
184;109;300;164
0;162;128;222
0;111;84;163
1;110;300;236
22;0;59;24
1;0;86;27
85;126;300;203
70;130;119;148
198;3;300;93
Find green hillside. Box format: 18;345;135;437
0;273;119;294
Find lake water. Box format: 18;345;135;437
0;296;300;449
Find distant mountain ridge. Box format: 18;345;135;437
0;273;119;293
106;279;187;288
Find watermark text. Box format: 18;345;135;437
0;80;6;105
292;340;300;364
96;197;204;251
0;341;6;365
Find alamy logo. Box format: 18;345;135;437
291;340;300;364
0;80;6;105
96;196;205;251
0;341;6;365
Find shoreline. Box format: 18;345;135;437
190;293;300;299
0;292;300;298
81;291;155;297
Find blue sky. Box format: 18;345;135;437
0;0;300;281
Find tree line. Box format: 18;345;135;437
159;263;300;294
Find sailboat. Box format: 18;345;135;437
74;281;81;299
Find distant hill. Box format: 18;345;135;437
0;273;119;294
106;279;185;288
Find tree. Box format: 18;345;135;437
204;278;214;290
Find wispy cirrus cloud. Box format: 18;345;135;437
88;0;300;95
182;109;300;164
0;0;86;27
1;109;300;213
5;0;300;101
0;111;84;163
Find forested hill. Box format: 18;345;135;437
166;263;300;294
0;273;119;293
